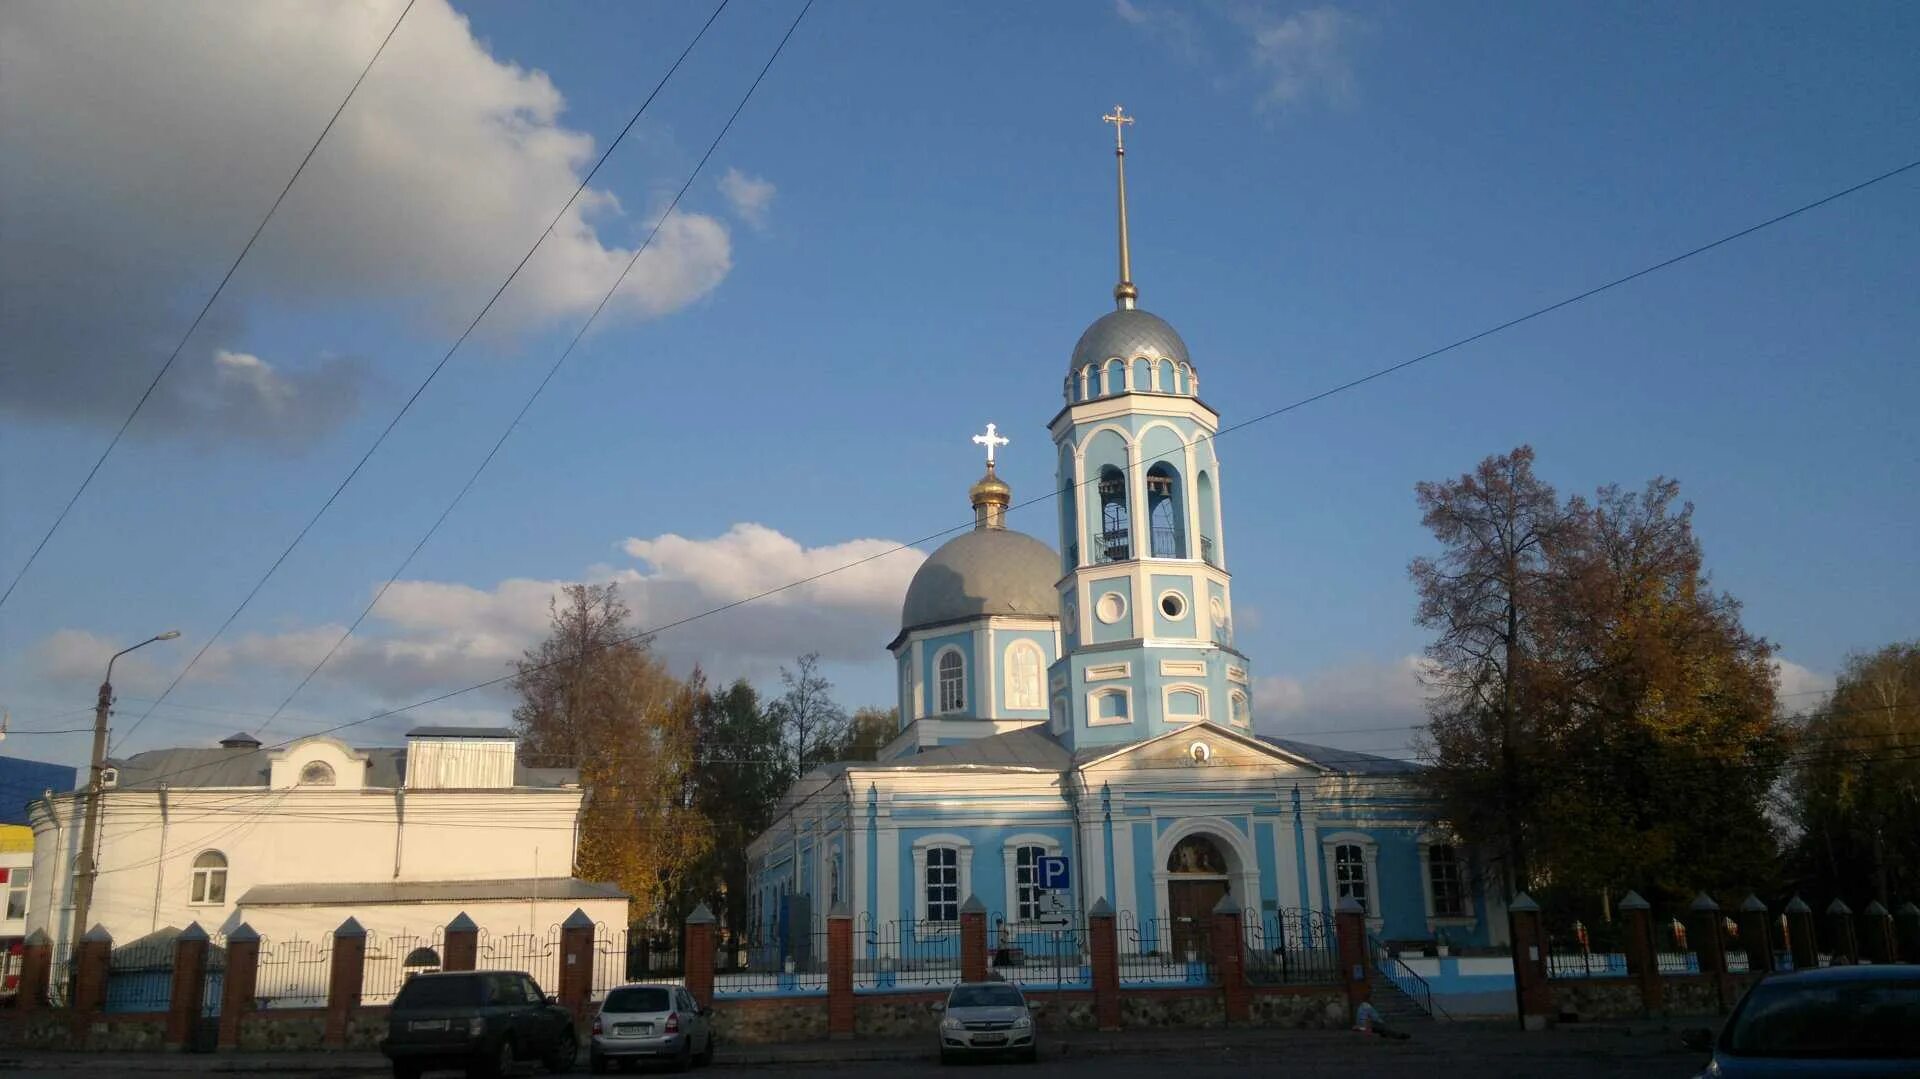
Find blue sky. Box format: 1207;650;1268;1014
2;0;1915;768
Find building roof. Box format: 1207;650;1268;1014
236;876;626;907
406;726;517;739
1256;736;1423;776
96;745;579;791
878;727;1071;770
1069;307;1191;374
897;527;1060;638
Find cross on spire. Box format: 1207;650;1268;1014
1103;105;1138;309
972;422;1009;466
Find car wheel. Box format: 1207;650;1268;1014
393;1063;424;1079
1023;1043;1039;1063
544;1027;578;1073
695;1029;714;1067
473;1036;515;1078
589;1049;608;1075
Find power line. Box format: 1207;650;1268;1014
252;0;817;742
109;0;737;754
0;0;420;612
100;152;1919;789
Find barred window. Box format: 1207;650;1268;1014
937;650;966;713
1334;843;1368;913
926;846;959;922
1428;845;1465;917
1014;845;1046;921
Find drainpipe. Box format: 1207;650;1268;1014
1063;771;1084;916
392;788;405;879
149;786;170;933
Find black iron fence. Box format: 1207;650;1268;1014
255;936;331;1009
1116;912;1214;985
1245;909;1340;986
854;915;961;991
990;914;1090;989
362;928;444;1004
476;927;562;994
729;917;831;996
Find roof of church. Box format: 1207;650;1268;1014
237;876;626;907
892;727;1072;769
1069;307;1190;373
897;527;1060;637
94;745;580;791
1256;736;1423;775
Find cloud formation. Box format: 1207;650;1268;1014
1253;653;1430;755
0;0;737;446
718;168;777;230
1114;1;1365;112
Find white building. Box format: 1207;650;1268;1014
27;727;625;954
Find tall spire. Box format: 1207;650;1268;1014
1103;105;1137;310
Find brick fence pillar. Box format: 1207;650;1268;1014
1088;898;1120;1031
218;924;260;1051
1737;896;1774;975
163;922;210;1050
1334;897;1369;1022
827;901;853;1040
1688;894;1733;1013
1860;901;1896;965
685;904;715;1009
959;895;988;983
1210;893;1248;1024
70;924;113;1041
558;908;594;1029
16;929;52;1012
1507;892;1554;1030
323;917;366;1049
443;912;478;972
1619;891;1663;1015
1784;896;1816;970
1896;903;1920;964
1825;900;1858;965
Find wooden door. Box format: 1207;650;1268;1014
1168;879;1227;959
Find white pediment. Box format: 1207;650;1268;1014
1077;723;1324;781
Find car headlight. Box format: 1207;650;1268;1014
941;1017;964;1031
467;1016;486;1037
1013;1015;1032;1028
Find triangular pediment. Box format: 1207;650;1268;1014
1076;723;1326;778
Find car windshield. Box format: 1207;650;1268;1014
394;976;482;1008
950;985;1025;1008
603;987;673;1013
1725;978;1920;1057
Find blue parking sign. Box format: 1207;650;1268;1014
1037;855;1070;891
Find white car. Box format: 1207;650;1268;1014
934;981;1039;1064
589;983;714;1073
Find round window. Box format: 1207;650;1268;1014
1209;597;1226;627
1159;591;1187;619
1095;592;1128;624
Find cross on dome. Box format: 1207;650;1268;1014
972;423;1009;466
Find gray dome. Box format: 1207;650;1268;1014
1069;308;1190;373
901;528;1060;631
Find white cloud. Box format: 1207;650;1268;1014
1114;2;1364;111
29;629;171;694
0;0;735;444
1253;653;1430;756
1772;657;1832;710
177;524;925;702
717;168;776;230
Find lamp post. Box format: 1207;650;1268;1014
67;630;179;949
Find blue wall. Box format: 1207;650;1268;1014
0;756;76;824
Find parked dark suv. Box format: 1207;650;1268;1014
381;970;578;1078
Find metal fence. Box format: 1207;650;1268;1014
854;916;961;991
255;936;331;1009
1116;912;1214;985
990;915;1090;989
362;928;444;1005
1246;909;1340;986
727;918;830;996
476;927;562;994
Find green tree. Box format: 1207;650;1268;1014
686;678;788;946
828;706;898;763
1787;642;1920;905
768;652;850;780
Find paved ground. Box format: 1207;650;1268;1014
0;1023;1713;1078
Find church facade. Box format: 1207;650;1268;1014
747;109;1503;960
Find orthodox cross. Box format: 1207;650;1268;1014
1103;106;1138;308
1102;105;1134;152
972;423;1009;466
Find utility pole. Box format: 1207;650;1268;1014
68;631;179;951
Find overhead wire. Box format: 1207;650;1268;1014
108;0;737;754
99;152;1920;790
0;0;421;611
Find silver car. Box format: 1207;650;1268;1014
935;981;1039;1064
589;983;714;1073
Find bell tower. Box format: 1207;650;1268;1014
1045;106;1253;749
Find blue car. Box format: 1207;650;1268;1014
1690;964;1920;1077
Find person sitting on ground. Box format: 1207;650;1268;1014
1352;1000;1411;1040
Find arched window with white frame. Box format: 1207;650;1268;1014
1004;640;1045;710
1334;844;1367;911
190;850;228;905
912;837;973;924
935;648;966;714
299;760;335;786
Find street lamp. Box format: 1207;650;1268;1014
68;630;181;950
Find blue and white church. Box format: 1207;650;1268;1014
748;108;1504;958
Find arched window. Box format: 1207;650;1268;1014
1089;687;1130;726
1229;690;1250;727
1155;359;1173;392
1097;466;1129;561
1146;462;1184;558
191;850;228;905
1427;845;1466;917
1103;358;1125;396
1131;357;1151;392
936;649;965;714
1166;834;1229;875
1196;470;1218;566
1049;695;1068;733
299;760;335;787
1014;844;1047;921
1334;843;1368;912
1004;640;1045;710
925;846;959;922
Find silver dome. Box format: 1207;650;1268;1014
1069;308;1190;373
900;528;1060;632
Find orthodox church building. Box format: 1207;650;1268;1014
748;109;1503;955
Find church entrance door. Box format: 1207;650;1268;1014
1167;878;1227;959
